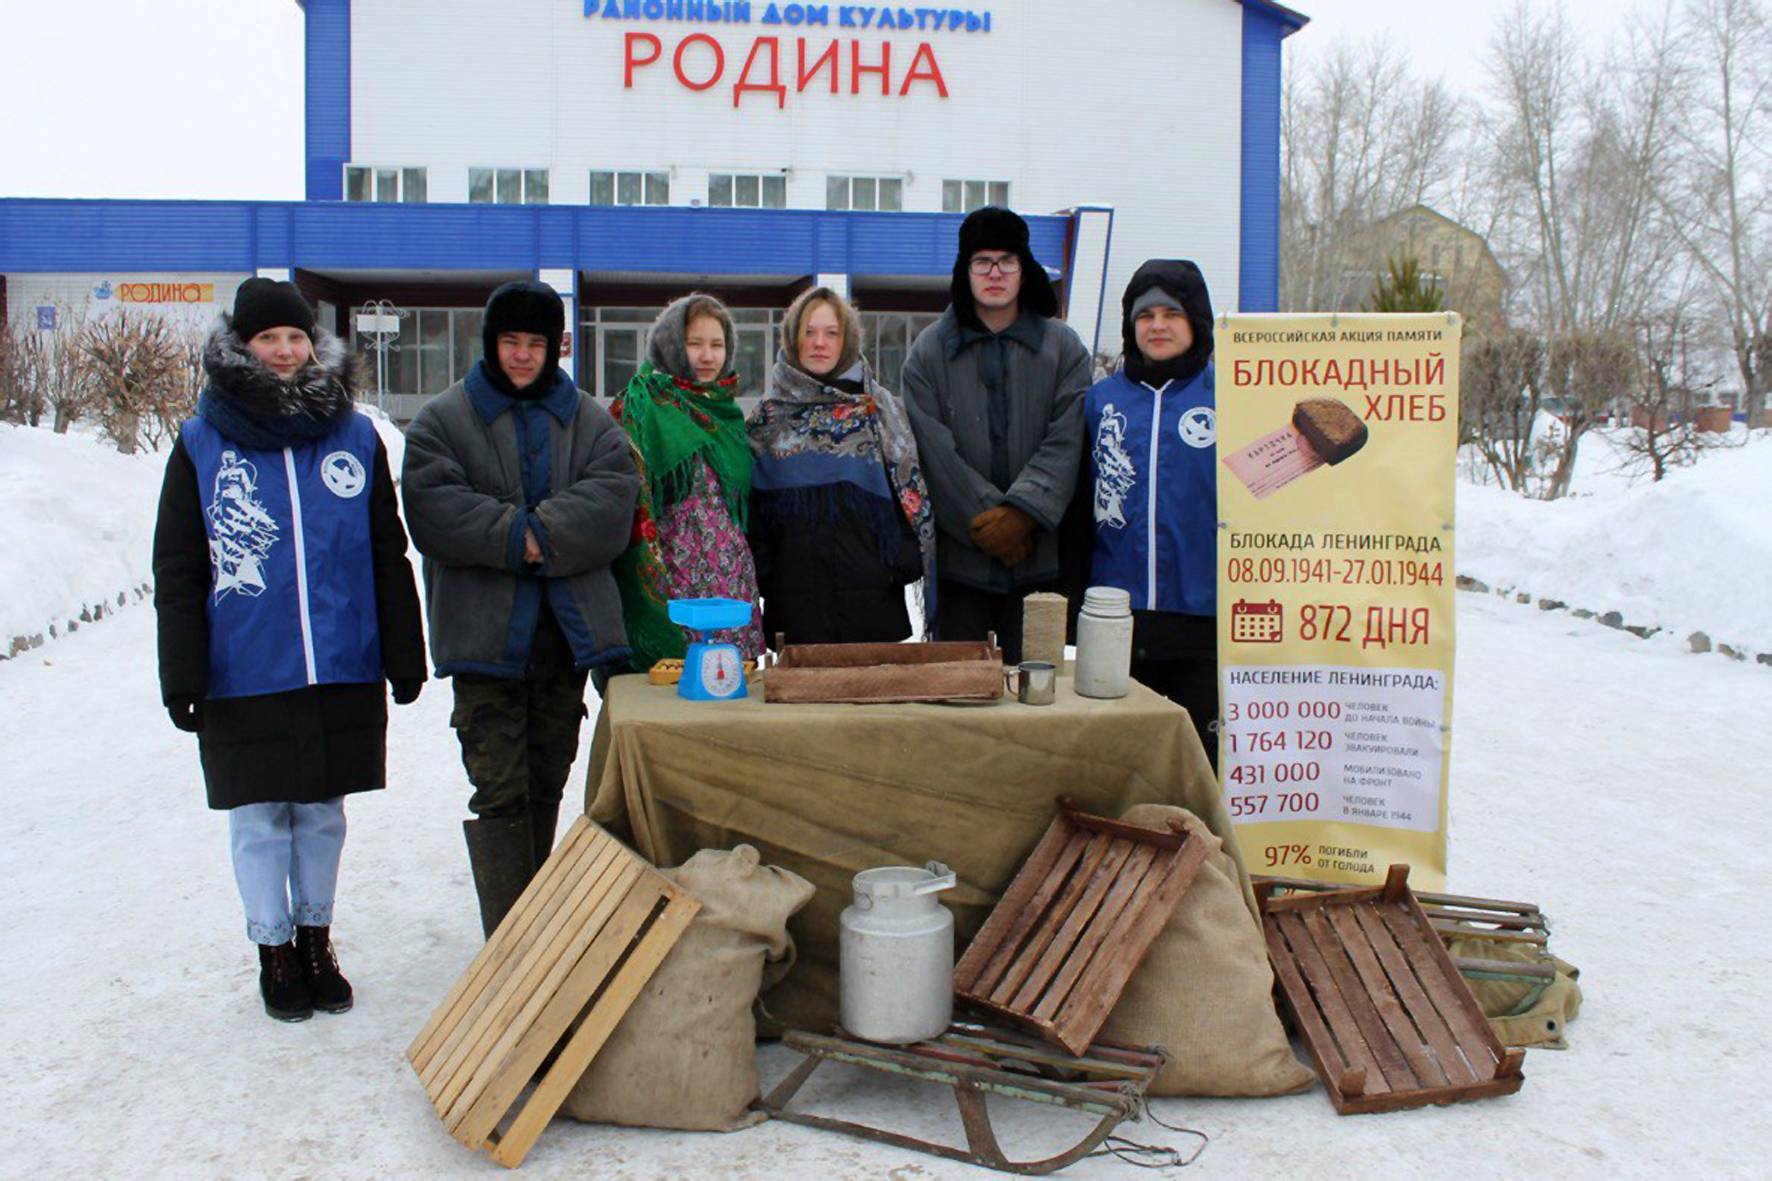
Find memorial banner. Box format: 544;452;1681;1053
1215;313;1461;890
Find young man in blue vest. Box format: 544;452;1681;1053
1079;260;1220;764
402;282;639;937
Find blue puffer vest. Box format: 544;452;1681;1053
181;412;384;697
1084;364;1217;617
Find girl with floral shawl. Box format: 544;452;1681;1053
747;288;937;646
611;294;765;672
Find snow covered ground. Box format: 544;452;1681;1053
3;420;1770;1177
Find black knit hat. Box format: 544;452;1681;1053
950;206;1059;330
232;278;315;344
482;280;565;397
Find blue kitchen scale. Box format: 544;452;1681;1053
668;597;752;701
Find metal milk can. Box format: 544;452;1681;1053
840;860;957;1044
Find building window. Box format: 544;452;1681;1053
353;306;484;412
469;167;549;205
826;176;903;212
591;170;670;206
709;173;787;209
345;166;427;203
942;179;1010;214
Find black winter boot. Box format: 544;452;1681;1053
258;941;313;1022
296;925;353;1014
463;814;537;939
530;801;562;870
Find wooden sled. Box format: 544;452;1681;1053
758;1024;1167;1175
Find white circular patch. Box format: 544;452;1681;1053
1178;406;1216;449
321;451;367;498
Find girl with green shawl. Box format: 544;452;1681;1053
611;294;764;672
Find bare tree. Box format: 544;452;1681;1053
79;312;199;455
1621;310;1721;480
1541;329;1638;499
1462;329;1545;491
1280;35;1464;313
1480;2;1685;496
1659;0;1772;426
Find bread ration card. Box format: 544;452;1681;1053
1222;425;1324;499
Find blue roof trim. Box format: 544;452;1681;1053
0;200;1072;279
1239;6;1285;311
1237;0;1309;36
304;0;350;201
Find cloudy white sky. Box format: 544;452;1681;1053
0;0;1645;203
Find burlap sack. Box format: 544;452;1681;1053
1445;936;1582;1050
1096;805;1315;1097
561;845;815;1131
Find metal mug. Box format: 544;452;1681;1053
1009;660;1057;706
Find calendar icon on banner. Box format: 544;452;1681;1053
1230;599;1284;644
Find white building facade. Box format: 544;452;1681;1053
0;0;1304;418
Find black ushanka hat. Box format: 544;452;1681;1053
949;205;1059;330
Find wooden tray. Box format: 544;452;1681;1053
764;639;1004;704
407;818;699;1167
953;798;1208;1055
1257;865;1526;1115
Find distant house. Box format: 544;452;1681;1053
1336;204;1507;336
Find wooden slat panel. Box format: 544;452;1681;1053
450;871;654;1141
1299;909;1417;1089
423;839;629;1107
982;833;1113;1005
1029;845;1158;1022
958;820;1085;995
488;891;701;1168
409;818;596;1071
1006;840;1136;1013
1274;912;1394;1095
1053;837;1209;1055
1327;906;1448;1088
1378;901;1505;1075
415;824;610;1085
1264;921;1351;1086
1351;904;1477;1086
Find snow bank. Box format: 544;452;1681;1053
0;405;409;650
0;423;163;645
1457;430;1772;654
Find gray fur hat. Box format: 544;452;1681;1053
647;293;737;382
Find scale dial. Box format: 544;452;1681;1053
695;645;746;698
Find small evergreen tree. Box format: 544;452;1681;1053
1363;257;1444;313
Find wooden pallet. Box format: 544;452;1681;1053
406;817;699;1168
1257;865;1526;1115
953;798;1208;1056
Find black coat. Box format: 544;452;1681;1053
749;485;923;647
153;329;426;810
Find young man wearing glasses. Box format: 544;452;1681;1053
900;206;1092;662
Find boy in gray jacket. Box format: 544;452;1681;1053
901;206;1092;662
403;281;638;937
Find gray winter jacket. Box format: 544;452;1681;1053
900;308;1091;591
402;364;639;677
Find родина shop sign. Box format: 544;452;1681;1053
1214;313;1462;890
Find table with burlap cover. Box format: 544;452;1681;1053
584;668;1252;1035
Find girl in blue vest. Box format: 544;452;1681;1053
1079;260;1220;764
152;279;427;1022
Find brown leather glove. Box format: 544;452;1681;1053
970;505;1037;560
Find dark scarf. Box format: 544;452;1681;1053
196;319;355;450
750;356;939;630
